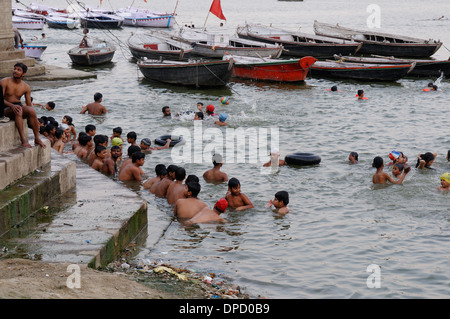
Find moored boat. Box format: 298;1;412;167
236;23;362;58
46;12;80;29
137;58;234;87
116;7;175;28
309;60;415;81
18;44;47;59
174;28;283;59
79;9;124;29
223;55;316;82
334;54;450;77
313;21;442;58
68;41;116;66
127;31;193;60
12;16;45;30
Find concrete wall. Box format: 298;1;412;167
0;0;14;51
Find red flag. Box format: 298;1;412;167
209;0;226;20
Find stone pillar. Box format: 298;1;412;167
0;0;14;51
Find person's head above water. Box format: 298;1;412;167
331;85;337;91
219;113;227;122
372;156;384;169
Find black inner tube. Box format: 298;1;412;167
285;152;321;166
154;135;185;147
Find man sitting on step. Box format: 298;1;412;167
1;63;46;148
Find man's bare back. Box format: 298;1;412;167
174;197;208;219
80;102;107;115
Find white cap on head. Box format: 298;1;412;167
271;147;279;155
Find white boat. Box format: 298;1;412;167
18;44;47;59
46;12;80;29
116;7;175;28
79;9;124;29
12;16;45;30
174;28;283;58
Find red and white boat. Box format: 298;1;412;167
18;44;47;59
223;55;316;82
116;7;175;28
12;16;45;30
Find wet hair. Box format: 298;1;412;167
45;123;55;134
228;177;240;189
155;164;166;176
47;101;55;109
187;181;201;197
416;152;435;168
85;124;96;133
127;145;141;157
275;191;289;206
110;145;121;152
393;163;404;172
428;82;434;87
63;115;73;126
432;85;438;91
167;164;179;174
357;89;364;96
94;92;103;102
197;102;203;106
79;134;92;146
372;156;383;169
331;85;337;91
185;174;199;183
113;127;122;135
127;131;137;140
195;111;204;119
447;150;450;161
14;62;27;74
162;106;170;113
175;167;186;181
95;145;106;156
132;151;145;163
350;152;358;161
54;128;64;139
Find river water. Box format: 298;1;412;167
16;0;450;298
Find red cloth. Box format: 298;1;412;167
209;0;226;20
215;198;228;212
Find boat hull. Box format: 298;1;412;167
18;45;47;59
231;56;316;82
122;15;174;28
47;19;79;29
68;47;115;66
191;43;283;59
80;18;123;29
12;18;45;30
129;46;192;60
237;33;360;58
138;60;234;87
310;62;413;81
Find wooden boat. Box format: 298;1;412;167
174;28;283;59
334;54;450;78
18;44;47;59
236;23;362;58
116;7;175;28
137;58;234;87
27;3;67;15
68;41;116;66
12;16;45;30
309;60;416;81
313;21;442;58
223;55;316;82
46;12;80;29
127;31;193;60
79;9;124;29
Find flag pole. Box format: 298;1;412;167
202;11;210;30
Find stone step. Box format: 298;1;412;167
1;159;148;268
0;149;76;238
0;49;25;61
0;129;51;191
0;57;46;78
0;121;28;152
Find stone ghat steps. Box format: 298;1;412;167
1;159;148;269
0;122;51;190
0;50;46;78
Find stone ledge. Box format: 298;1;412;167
0;121;28;153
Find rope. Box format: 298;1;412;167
202;61;240;94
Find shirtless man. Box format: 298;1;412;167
173;182;208;219
1;63;46;148
80;92;107;115
75;134;93;160
102;145;122;176
118;152;145;182
167;167;187;205
186;198;228;224
203;153;228;182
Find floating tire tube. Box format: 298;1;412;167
154;135;185;147
285;152;321;166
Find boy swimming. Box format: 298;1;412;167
266;191;290;215
186;198;228;224
437;173;450;191
372;156;410;184
225;177;254;211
